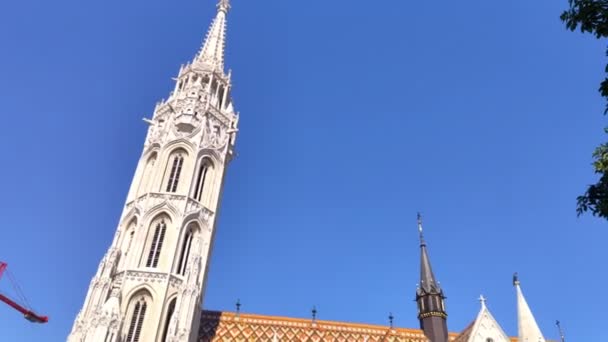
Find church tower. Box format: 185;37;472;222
415;214;448;342
68;1;238;341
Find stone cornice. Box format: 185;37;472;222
124;193;215;221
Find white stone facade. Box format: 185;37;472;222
457;297;511;342
68;1;237;341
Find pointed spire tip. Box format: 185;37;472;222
218;0;230;13
195;0;230;72
417;212;426;245
513;272;520;287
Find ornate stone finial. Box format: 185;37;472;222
311;306;317;323
513;272;520;286
478;295;487;308
388;312;394;329
217;0;230;13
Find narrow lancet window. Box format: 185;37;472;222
146;220;167;268
193;161;211;202
161;298;177;342
126;299;147;342
137;153;156;196
218;87;225;109
166;154;184;193
177;228;195;275
126;230;135;256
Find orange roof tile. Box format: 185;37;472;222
199;310;466;341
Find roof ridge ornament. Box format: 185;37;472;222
235;299;241;317
478;295;487;308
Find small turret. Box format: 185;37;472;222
415;213;448;342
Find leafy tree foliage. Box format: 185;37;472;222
561;0;608;219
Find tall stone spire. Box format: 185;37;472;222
415;213;448;342
513;273;546;342
195;0;230;72
67;0;240;341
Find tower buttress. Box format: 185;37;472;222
415;214;448;342
68;1;238;341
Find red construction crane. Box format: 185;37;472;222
0;261;48;323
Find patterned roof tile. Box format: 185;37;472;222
199;311;463;342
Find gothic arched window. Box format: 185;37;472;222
202;75;210;89
127;230;135;255
126;297;147;342
119;220;137;270
193;160;213;203
138;153;157;196
166;153;185;193
177;224;198;275
145;220;167;268
161;298;177;342
104;331;115;342
218;86;225;109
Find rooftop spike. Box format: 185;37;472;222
417;212;425;245
514;273;546;342
195;0;231;73
556;320;565;342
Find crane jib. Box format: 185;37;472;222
0;262;6;281
0;262;48;324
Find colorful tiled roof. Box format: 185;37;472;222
199;311;464;341
450;321;474;342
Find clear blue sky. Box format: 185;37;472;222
0;0;605;340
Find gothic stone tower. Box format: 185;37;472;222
68;1;238;341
